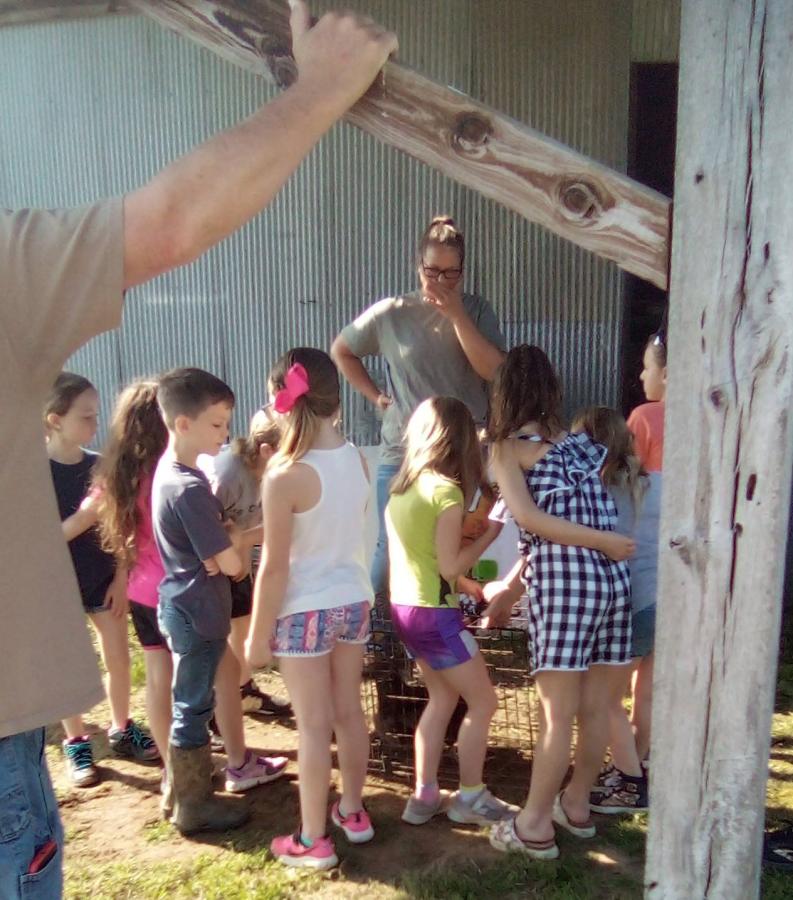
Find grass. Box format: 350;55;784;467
59;616;793;899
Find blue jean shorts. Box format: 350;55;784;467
272;601;371;657
631;605;656;658
0;729;63;900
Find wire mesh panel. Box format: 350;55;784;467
362;601;538;788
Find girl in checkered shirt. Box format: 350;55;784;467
486;345;636;859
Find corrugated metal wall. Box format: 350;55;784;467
631;0;680;62
1;0;634;444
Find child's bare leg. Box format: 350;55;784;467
330;642;368;813
279;654;334;841
89;610;131;731
606;662;643;777
62;716;85;740
228;615;253;686
435;653;498;787
414;660;459;792
144;648;173;759
515;670;581;841
631;653;654;760
564;663;634;821
214;645;246;768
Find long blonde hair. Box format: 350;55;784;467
268;347;340;468
571;406;647;511
390;397;483;507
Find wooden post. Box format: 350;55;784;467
646;2;793;898
128;0;671;288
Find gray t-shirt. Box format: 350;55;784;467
341;291;505;464
609;472;662;614
206;446;262;530
152;456;233;640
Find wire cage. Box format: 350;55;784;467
362;598;539;788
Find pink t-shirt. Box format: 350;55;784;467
127;473;165;608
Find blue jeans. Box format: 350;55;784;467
370;463;400;596
0;729;63;900
158;603;227;749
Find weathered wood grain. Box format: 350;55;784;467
646;1;793;897
0;1;127;26
128;0;671;289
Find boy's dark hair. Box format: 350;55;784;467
157;367;235;428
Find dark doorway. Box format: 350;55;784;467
621;62;678;415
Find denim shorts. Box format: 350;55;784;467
391;605;480;671
0;729;63;900
631;605;656;658
272;601;371;657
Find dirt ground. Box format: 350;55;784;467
48;671;645;899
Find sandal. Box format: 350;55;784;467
552;791;596;838
489;817;560;859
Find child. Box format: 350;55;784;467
94;380;172;769
485;345;635;859
246;348;374;871
152;368;286;836
571;406;661;814
45;373;158;788
385;396;517;828
627;330;666;473
206;409;292;719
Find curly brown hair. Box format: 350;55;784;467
488;344;564;442
95;380;168;567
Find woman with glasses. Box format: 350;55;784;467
331;216;505;598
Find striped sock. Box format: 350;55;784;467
458;783;485;803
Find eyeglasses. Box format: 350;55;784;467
421;261;463;282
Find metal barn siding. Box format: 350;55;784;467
1;1;634;442
631;0;681;62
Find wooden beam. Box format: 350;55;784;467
128;0;671;289
646;1;793;898
0;2;127;27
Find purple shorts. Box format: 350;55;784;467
391;605;479;671
272;600;371;657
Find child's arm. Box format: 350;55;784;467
492;441;635;561
246;469;295;670
481;558;524;628
435;505;502;584
61;490;100;542
103;563;129;619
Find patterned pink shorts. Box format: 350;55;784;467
271;600;371;657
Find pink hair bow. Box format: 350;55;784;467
273;363;310;413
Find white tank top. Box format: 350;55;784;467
279;442;373;618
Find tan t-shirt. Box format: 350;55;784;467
0;201;124;738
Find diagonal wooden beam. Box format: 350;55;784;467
129;0;671;289
0;1;127;26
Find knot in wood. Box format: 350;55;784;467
451;114;493;154
256;35;297;88
558;179;604;223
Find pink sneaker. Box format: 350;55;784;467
270;832;338;870
331;800;375;844
225;750;288;793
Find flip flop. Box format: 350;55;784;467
489;817;560;860
552;791;596;838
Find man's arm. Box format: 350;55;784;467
123;2;397;288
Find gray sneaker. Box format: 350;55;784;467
401;790;450;825
447;787;519;826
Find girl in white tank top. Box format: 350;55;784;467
246;348;374;871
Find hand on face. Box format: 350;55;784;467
422;278;465;320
